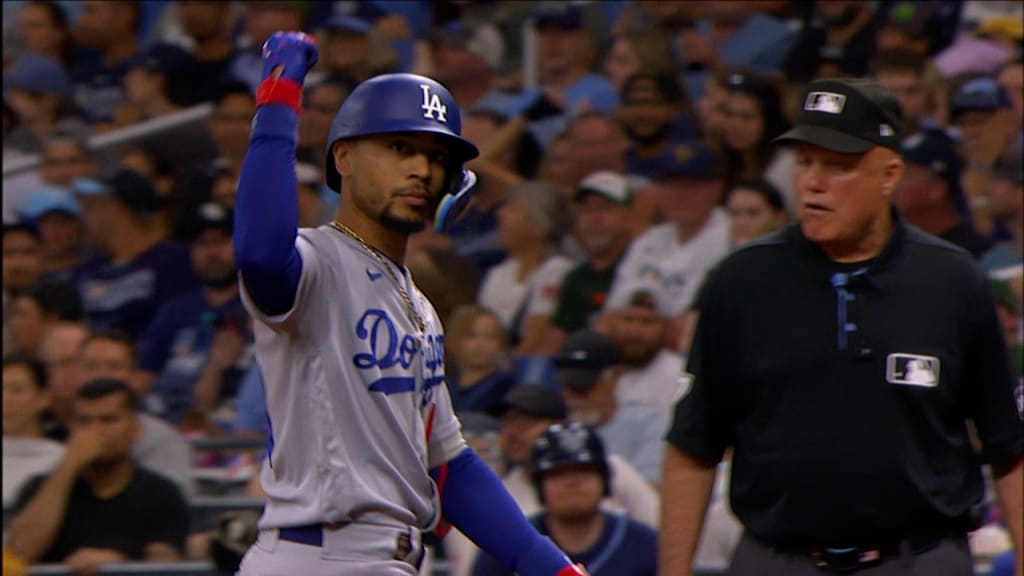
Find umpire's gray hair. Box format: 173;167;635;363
506;179;570;248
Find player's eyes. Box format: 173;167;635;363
429;151;449;165
389;141;411;154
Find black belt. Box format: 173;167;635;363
768;526;963;573
278;523;425;570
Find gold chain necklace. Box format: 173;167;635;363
328;221;426;333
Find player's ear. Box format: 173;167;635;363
333;141;354;177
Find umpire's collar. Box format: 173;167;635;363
792;206;908;281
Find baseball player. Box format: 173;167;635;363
232;31;588;576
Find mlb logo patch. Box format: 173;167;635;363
886;353;940;387
804;92;847;114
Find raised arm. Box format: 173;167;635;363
234;32;319;316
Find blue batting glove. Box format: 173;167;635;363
261;31;319;85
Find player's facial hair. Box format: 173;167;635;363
378;183;442;234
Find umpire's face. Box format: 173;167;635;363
333;132;450;234
795;144;903;255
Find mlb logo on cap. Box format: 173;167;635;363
804;92;847;114
774;78;905;154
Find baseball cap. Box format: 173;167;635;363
900;131;963;192
296;162;320;187
574;171;631;204
2;217;39;239
5;53;72;100
127;43;197;82
183;202;233;241
458;411;501;435
72;169;160;215
950;77;1011;116
323;14;372;35
499;385;568;420
553;329;619;392
774;78;905;154
431;21;506;70
22;186;80;221
534;4;584;30
991;143;1024;185
649;140;721;181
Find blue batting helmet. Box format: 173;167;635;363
531;422;612;504
323;73;479;193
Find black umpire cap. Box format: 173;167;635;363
774;78;905;154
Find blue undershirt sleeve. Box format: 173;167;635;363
233;104;303;316
433;449;572;575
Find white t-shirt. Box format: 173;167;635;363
2;436;65;508
477;255;573;339
604;208;731;317
616;350;688;417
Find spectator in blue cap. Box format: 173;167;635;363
603;142;731;351
21;186;84;280
950;76;1013;147
319;13;397;86
952;75;1019;236
895;130;992;257
508;3;620;150
4;53;85;155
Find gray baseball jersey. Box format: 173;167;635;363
240;226;467;531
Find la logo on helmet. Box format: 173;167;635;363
420;84;448;122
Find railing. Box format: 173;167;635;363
2;104;214;178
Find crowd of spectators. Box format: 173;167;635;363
1;1;1021;575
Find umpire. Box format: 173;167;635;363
660;78;1023;576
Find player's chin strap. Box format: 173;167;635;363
434;169;477;234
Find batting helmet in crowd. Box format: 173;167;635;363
531;422;612;504
323;73;479;232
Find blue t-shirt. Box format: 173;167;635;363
137;290;252;423
446;369;516;415
70;49;139;124
78;242;198;338
471;512;658;576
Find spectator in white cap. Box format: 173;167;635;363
540;171;635;354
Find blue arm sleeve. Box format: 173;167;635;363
234;104;303;316
433;449;572;575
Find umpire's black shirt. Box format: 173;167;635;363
667;211;1023;547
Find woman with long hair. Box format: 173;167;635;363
716;70;796;209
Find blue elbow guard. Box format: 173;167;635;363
435;450;574;575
